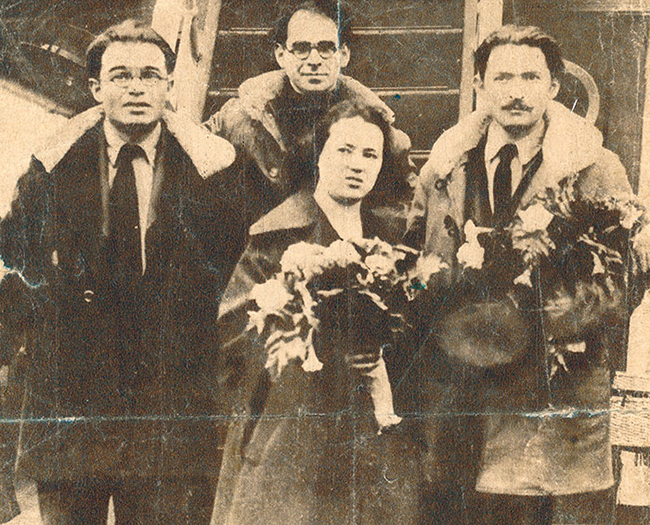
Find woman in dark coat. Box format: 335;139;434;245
211;101;420;525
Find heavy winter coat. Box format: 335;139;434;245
407;101;633;495
0;107;236;482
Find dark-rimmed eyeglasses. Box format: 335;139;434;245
107;69;167;88
286;41;338;60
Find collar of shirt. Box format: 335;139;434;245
104;120;161;171
484;118;546;211
484;118;546;169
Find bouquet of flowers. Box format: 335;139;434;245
443;174;647;374
247;237;446;430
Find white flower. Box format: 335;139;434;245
457;241;484;270
412;254;448;283
620;203;644;230
514;268;533;287
517;202;555;233
324;239;363;267
591;252;605;275
463;220;492;243
280;242;325;277
365;254;395;276
250;279;293;312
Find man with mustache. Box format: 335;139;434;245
0;20;236;524
205;0;414;271
408;25;637;524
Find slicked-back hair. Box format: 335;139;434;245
86;19;176;80
475;25;565;80
273;0;353;47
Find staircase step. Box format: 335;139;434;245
211;30;462;90
218;0;464;30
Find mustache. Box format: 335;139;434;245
502;100;533;112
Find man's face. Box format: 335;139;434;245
89;42;171;131
476;44;560;135
274;10;350;94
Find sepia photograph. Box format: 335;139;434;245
1;0;650;523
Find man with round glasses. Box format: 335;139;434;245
0;19;236;524
205;0;414;268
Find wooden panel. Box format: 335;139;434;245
218;0;465;30
210;31;462;90
568;0;650;11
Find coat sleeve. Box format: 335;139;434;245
0;158;49;364
217;236;281;415
0;163;45;523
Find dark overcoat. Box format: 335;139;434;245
407;101;634;496
211;191;421;525
0;108;236;482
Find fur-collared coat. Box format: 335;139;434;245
204;71;415;257
407;101;633;496
0;108;236;482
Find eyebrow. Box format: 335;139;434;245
106;66;165;73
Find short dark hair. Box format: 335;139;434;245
475;25;564;80
86;19;176;79
311;100;408;207
313;100;391;165
273;0;353;47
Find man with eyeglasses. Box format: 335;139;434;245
0;19;236;524
205;0;414;267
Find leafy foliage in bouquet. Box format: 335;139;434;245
510;175;645;289
248;238;447;379
451;174;647;376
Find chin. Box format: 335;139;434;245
332;193;364;205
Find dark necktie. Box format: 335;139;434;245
493;143;518;224
110;144;143;277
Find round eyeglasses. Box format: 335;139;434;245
286;41;338;60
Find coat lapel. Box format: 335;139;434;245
51;123;105;282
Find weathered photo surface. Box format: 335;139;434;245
1;1;650;524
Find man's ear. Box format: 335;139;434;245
274;43;287;69
338;44;350;69
550;77;560;99
88;78;103;104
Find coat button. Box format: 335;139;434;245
268;168;279;179
83;290;95;303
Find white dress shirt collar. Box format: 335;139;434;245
104;120;161;169
484;117;546;168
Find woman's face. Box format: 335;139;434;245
316;116;384;204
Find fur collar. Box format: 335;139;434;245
421;101;604;192
249;190;318;236
35;106;236;177
236;70;396;125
